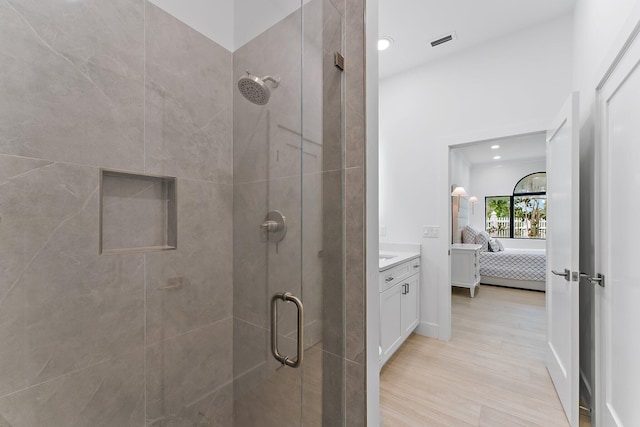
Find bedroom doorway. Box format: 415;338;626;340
448;131;548;330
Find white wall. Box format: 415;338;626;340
573;0;640;412
365;0;380;423
147;0;307;51
468;157;546;250
148;0;234;50
379;14;573;340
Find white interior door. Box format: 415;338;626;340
595;16;640;427
546;92;580;426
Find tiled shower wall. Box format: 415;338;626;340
0;0;366;425
0;1;233;425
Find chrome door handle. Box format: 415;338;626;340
271;292;304;368
552;268;571;281
580;273;605;287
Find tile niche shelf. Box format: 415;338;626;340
100;169;177;255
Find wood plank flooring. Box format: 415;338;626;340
380;285;587;426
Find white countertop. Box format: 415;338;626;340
379;250;420;271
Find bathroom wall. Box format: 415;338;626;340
0;1;233;425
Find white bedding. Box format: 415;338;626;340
479;249;546;282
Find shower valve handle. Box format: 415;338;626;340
260;220;280;233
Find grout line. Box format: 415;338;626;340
0;153;233;186
143;253;147;425
143;2;147;423
144;316;234;348
143;0;146;175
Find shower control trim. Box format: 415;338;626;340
260;210;287;243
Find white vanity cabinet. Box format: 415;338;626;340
379;255;420;367
451;243;482;297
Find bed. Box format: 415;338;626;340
479;249;546;291
460;226;547;291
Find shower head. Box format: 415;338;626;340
237;71;280;105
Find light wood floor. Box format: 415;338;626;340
380;285;590;426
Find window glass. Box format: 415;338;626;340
513;195;546;239
514;172;546;194
485;196;510;238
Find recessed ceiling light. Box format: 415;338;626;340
493;156;501;160
491;145;500;149
378;37;393;51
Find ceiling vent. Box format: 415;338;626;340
430;31;457;47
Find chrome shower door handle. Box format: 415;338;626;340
270;292;304;368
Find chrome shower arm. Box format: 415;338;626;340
262;75;280;88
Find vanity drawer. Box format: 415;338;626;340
379;260;414;292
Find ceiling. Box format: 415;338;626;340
454;132;547;167
379;0;576;79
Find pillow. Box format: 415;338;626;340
495;239;505;251
461;226;479;244
475;230;491;251
488;239;501;252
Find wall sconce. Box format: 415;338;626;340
451;186;468;212
468;196;478;214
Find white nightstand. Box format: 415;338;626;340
451;243;482;297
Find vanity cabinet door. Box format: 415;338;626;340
380;283;403;365
401;274;420;337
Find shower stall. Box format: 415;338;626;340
0;0;366;425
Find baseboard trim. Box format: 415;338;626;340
415;321;438;338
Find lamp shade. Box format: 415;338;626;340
468;196;478;204
451;186;468;197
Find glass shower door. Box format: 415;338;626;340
232;0;344;425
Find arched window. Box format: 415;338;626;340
485;172;547;239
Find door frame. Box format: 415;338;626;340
593;4;640;426
443;124;550;341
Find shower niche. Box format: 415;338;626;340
99;169;177;254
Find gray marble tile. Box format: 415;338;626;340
0;0;144;170
302;344;324;425
233;180;268;328
345;360;366;427
233;358;302;427
329;0;346;17
0;349;145;427
14;162;146;387
145;179;232;345
301;172;324;350
147;381;233;427
345;167;365;363
233;11;303;184
344;0;366;169
0;280;25;398
144;3;233;184
146;318;233;425
233;319;268;379
322;0;345;173
321;170;345;357
267;176;302;338
0;156;52;303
